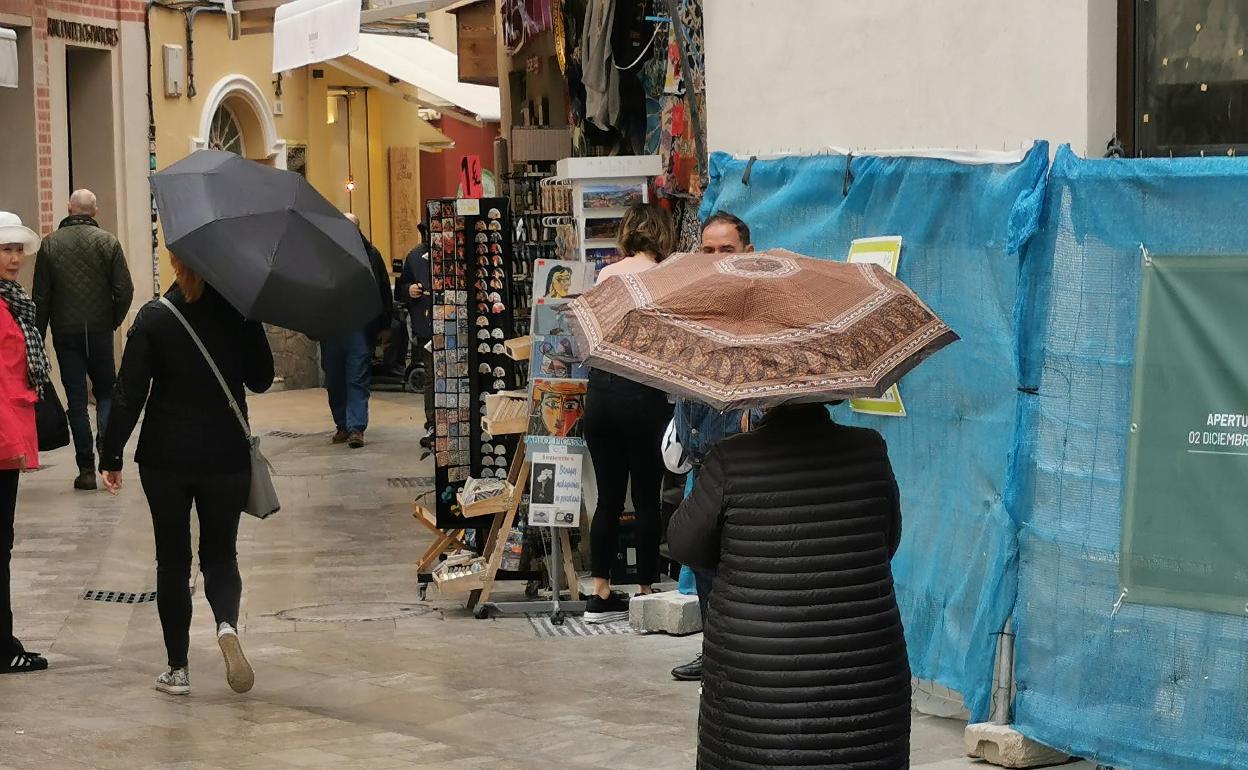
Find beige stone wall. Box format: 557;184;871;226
265;325;321;391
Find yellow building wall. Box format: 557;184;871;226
150;9;436;282
306;67;430;266
148;7;309;288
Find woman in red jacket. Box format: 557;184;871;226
0;212;51;675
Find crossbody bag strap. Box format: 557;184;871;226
158;297;252;438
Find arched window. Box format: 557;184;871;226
208;103;245;155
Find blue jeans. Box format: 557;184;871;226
53;331;115;470
320;331;372;433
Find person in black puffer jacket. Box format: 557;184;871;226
99;255;273;698
668;402;910;770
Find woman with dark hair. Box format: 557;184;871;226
582;203;676;622
0;212;50;674
100;254;274;696
668;402;910;769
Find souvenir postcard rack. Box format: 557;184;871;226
415;195;544;603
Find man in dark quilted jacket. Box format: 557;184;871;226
32;190;134;490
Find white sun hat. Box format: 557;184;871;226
0;211;40;255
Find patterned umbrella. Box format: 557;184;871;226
563;249;957;410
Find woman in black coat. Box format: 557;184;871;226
668;402;910;770
100;256;273;697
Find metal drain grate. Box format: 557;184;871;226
267;430;313;439
526;613;634;638
82;589;157;604
387;476;434;489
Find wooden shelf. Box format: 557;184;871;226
483;416;528;436
483;391;529;435
457;485;515;518
505;336;532;361
432;560;488;594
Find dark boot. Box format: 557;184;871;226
73;459;96;489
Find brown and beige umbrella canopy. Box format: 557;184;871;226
563;249;957;410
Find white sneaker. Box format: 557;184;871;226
217;623;255;694
155;667;190;695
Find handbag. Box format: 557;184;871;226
35;385;70;452
159;298;280;519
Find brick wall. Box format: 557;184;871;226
0;0;142;232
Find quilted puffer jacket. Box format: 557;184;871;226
33;215;134;336
668;403;910;770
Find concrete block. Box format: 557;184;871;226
964;723;1071;768
628;592;702;635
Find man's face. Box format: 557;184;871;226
700;222;752;254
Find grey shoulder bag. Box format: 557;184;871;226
159;297;280;519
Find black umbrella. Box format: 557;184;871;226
150;150;381;339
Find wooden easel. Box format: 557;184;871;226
414;436;579;611
472;439;580;609
412;504;467;574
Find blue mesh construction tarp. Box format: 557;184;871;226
1010;145;1248;770
700;143;1050;720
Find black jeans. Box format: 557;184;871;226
53;331;115;470
140;466;248;668
583;370;672;586
1;470;18;656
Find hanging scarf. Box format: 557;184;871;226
0;279;51;397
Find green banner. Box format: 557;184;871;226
1122;254;1248;615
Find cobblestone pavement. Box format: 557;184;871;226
0;389;1086;769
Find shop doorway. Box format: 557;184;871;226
0;25;38;284
65;46;118;234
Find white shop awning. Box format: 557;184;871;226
270;0;360;73
346;33;500;123
1;28;18;89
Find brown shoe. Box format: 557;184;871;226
331;428;349;444
347;431;365;449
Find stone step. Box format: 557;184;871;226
628;591;703;635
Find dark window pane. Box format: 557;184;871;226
1137;0;1248;155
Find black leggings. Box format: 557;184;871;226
583;370;672;586
1;470;17;656
140;466;249;668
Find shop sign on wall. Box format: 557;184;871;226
47;18;119;47
1121;253;1248;615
